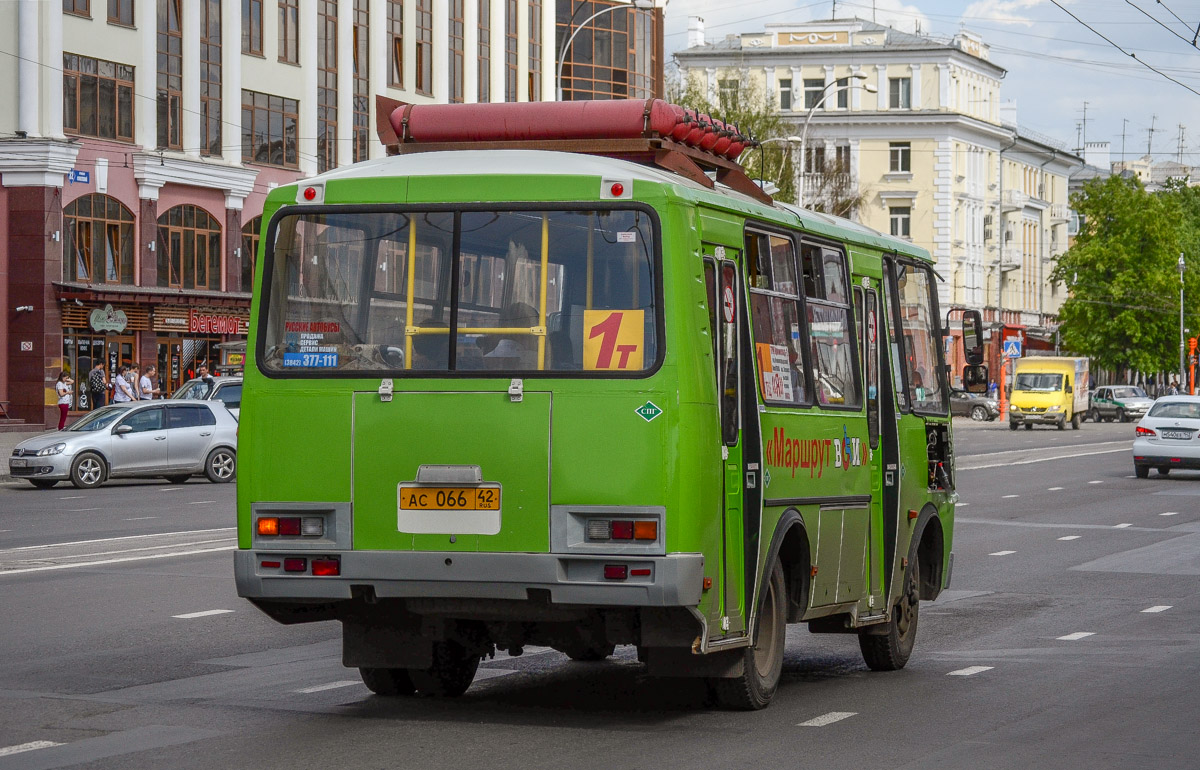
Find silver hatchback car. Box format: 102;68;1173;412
9;400;238;489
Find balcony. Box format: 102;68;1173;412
1000;244;1022;271
801;172;852;197
1049;203;1070;222
1001;189;1029;212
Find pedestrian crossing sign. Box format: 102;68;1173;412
1003;339;1022;358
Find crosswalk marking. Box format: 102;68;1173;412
948;666;993;676
172;609;234;619
0;741;63;757
1141;605;1172;613
798;711;857;727
1057;632;1095;641
1058;535;1081;541
295;680;360;694
989;550;1016;556
1114;523;1133;528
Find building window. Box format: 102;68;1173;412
804;145;825;174
353;0;369;162
279;0;299;63
387;1;403;88
835;144;850;170
718;79;739;111
889;141;911;172
449;0;465;103
556;1;654;101
157;0;182;150
64;0;90;17
416;0;433;95
63;54;135;142
108;0;133;25
157;205;222;291
803;78;825;109
889;76;911;109
201;0;221;156
478;0;491;102
242;89;299;168
64;194;135;285
528;0;541;101
836;77;848;108
318;0;337;173
241;216;262;293
242;0;263;55
779;78;792;111
890;206;911;238
505;0;517;101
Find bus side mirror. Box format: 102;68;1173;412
963;364;988;393
962;310;984;366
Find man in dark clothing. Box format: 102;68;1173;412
87;362;108;410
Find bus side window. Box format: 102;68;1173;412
745;230;808;406
801;243;860;408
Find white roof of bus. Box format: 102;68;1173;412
300;149;925;258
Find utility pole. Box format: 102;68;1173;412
1121;118;1128;162
1178;124;1186;164
1081;100;1089;148
1147;114;1157;157
1181;253;1187;389
1075;122;1083;155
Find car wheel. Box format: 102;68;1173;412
205;448;236;483
29;479;58;489
859;551;920;671
970;405;988;422
1089;408;1100;422
1009;420;1019;431
1071;412;1081;430
1158;467;1171;476
70;452;106;489
710;561;787;710
165;475;190;484
1117;408;1127;423
1135;465;1150;479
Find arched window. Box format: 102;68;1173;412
157;205;222;290
64;194;136;284
241;216;262;293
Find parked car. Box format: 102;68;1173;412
1089;385;1154;423
1133;396;1200;478
950;388;999;421
9;400;238;489
172;375;242;418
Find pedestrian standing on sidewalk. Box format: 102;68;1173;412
87;361;107;410
139;365;161;399
113;366;135;403
55;371;74;429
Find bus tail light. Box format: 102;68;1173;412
604;565;628;580
283;558;307;573
258;516;325;537
312;558;340;576
633;521;657;540
302;517;325;536
611;521;634;540
587;520;611;540
1136;426;1156;437
279;517;302;536
257;517;280;536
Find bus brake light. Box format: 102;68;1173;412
279;517;302;536
312;558;340;576
611;521;634;540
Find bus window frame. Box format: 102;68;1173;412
743;222;814;408
797;234;863;413
884;255;949;417
256;201;666;381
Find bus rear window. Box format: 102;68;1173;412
260;208;659;375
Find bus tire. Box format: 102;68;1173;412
859;552;919;672
409;640;480;697
710;561;787;711
561;641;616;662
359;667;416;696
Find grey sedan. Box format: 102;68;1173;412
950;388;1000;421
9;400;238;489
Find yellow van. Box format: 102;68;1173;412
1008;356;1089;430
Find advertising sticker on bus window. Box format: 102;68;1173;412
583;310;644;370
756;343;793;402
283;352;339;368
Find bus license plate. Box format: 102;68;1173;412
1161;430;1192;440
399;486;501;511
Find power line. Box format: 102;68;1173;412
1154;0;1199;42
1125;0;1199;50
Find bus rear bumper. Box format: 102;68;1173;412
234;550;705;608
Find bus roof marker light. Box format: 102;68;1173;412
297;184;324;204
601;178;632;200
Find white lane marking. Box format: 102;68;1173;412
948;666;993;676
1088;480;1104;484
172;609;234;619
1048;487;1064;491
957;502;970;506
186;501;217;505
1002;494;1019;499
1114;523;1133;528
160;488;185;492
294;680;360;694
1160;512;1180;517
1141;605;1172;613
0;528;234;553
1058;535;1081;541
0;545;236;575
124;516;158;521
798;712;857;727
57;496;85;500
959;447;1127;471
66;508;102;512
0;740;64;757
989;550;1016;556
1057;632;1095;641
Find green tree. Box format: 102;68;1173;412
1051;175;1193;372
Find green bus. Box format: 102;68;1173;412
235;113;963;710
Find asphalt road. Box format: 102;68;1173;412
1;417;1196;769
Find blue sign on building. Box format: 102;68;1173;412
67;169;91;184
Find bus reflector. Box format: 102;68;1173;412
261;560;281;569
604;565;628;580
587;520;611;540
279;517;302;536
630;568;651;576
634;521;657;540
301;517;325;536
611;521;634;540
283;558;307;573
257;517;279;536
312;558;340;576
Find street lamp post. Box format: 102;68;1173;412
556;0;655;102
1180;252;1186;389
758;136;803;198
797;72;875;208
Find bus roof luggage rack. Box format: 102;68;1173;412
375;95;773;205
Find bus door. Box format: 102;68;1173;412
854;283;886;604
703;249;753;636
878;258;906;602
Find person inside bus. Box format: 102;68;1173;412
410;320;450;370
482;301;538;370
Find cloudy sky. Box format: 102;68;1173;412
661;0;1200;166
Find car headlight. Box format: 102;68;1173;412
37;443;66;456
1048;405;1062;411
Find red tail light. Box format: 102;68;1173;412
1136;426;1156;437
312;558;340;576
279;517;302;536
603;565;628;580
283;557;307;573
611;521;634;540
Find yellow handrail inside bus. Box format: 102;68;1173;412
404;218;417;369
586;214;594;310
537;214;549;369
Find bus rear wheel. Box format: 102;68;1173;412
710;562;786;710
408;640;480;697
859;553;919;671
359;667;416;696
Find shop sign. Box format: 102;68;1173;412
90;304;129;332
189;310;249;335
226;352;245;366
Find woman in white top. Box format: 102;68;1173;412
112;366;135;403
55;371;74;429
